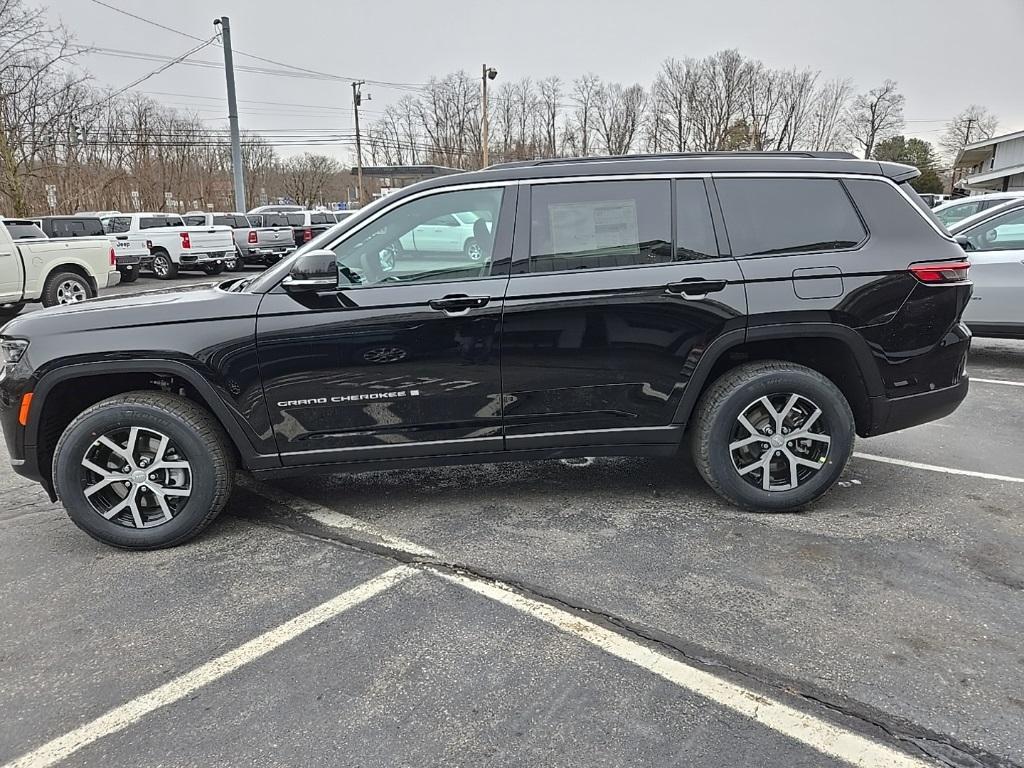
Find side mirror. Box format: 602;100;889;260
954;234;975;251
282;249;337;293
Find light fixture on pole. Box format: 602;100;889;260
481;65;498;167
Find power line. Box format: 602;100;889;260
103;35;220;100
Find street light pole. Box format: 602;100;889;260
215;16;245;212
481;65;497;167
353;80;365;206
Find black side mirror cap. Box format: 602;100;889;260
282;249;337;293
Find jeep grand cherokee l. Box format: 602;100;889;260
0;153;972;549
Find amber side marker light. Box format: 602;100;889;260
18;393;33;426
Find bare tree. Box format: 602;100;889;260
940;105;999;162
538;76;561;157
848;80;905;160
806;78;853;151
568;73;601;156
594;82;646;155
281;153;341;207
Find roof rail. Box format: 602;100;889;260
488;151;859;169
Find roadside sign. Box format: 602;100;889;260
130;190;140;210
45;184;57;211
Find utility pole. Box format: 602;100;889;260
952;117;977;195
352;80;366;206
481;65;497;167
215;16;246;212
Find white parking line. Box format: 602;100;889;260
972;377;1024;388
2;566;414;768
258;487;932;767
239;476;438;557
440;571;931;768
853;452;1024;484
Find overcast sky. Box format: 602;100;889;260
45;0;1024;161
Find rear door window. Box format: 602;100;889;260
715;178;866;257
529;180;673;273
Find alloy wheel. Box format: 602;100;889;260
466;241;483;261
729;393;831;491
79;426;193;528
153;257;169;277
56;280;87;304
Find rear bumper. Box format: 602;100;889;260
864;377;969;437
180;251;226;266
104;269;122;289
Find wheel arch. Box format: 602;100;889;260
29;359;278;495
674;324;885;436
38;263;98;299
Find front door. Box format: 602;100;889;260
500;178;747;449
960;206;1024;330
257;184;515;466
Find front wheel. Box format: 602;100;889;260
52;391;235;549
690;361;854;512
463;237;483;261
42;272;93;307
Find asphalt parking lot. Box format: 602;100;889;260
3;279;1023;767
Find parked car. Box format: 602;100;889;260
0;152;972;549
0;217;119;318
948;198;1024;339
100;213;234;279
247;204;303;215
36;215;144;284
182;211;294;268
932;192;1024;229
286;210;337;248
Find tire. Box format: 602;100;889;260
463;237;483;261
151;250;178;280
119;267;139;284
690;361;854;512
225;249;245;272
203;264;225;276
0;302;25;319
42;271;93;307
52;391;235;550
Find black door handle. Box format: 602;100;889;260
666;279;727;299
428;295;490;314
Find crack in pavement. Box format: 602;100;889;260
233;487;1019;768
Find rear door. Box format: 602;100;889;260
499;177;747;449
960;206;1024;328
256;184;515;465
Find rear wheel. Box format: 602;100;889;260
42;272;93;307
463;237;482;261
52;391;235;549
151;250;178;280
691;361;854;512
119;267;139;284
202;264;225;276
225;249;244;272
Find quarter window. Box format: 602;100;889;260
529;180;672;273
330;187;504;288
716;178;866;257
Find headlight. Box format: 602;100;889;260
0;339;29;364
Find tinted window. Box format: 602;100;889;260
104;217;131;234
141;216;184;229
964;207;1024;252
674;179;719;260
262;213;290;227
286;213;305;226
529;180;672;273
182;215;206;226
48;218;103;237
331;187;504;288
4;221;45;240
212;215;233;227
716;178;865;257
311;213;333;225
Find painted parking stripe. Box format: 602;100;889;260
2;566;414;768
972;377;1024;388
259;487;932;767
439;571;931;768
239;476;438;557
853;452;1024;484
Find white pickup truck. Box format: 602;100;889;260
101;213;234;280
0;218;120;319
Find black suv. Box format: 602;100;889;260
0;153;972;549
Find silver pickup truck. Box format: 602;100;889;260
182;212;294;269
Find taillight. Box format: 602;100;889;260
109;247;116;267
303;228;312;242
909;260;970;284
248;230;257;244
180;232;191;249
